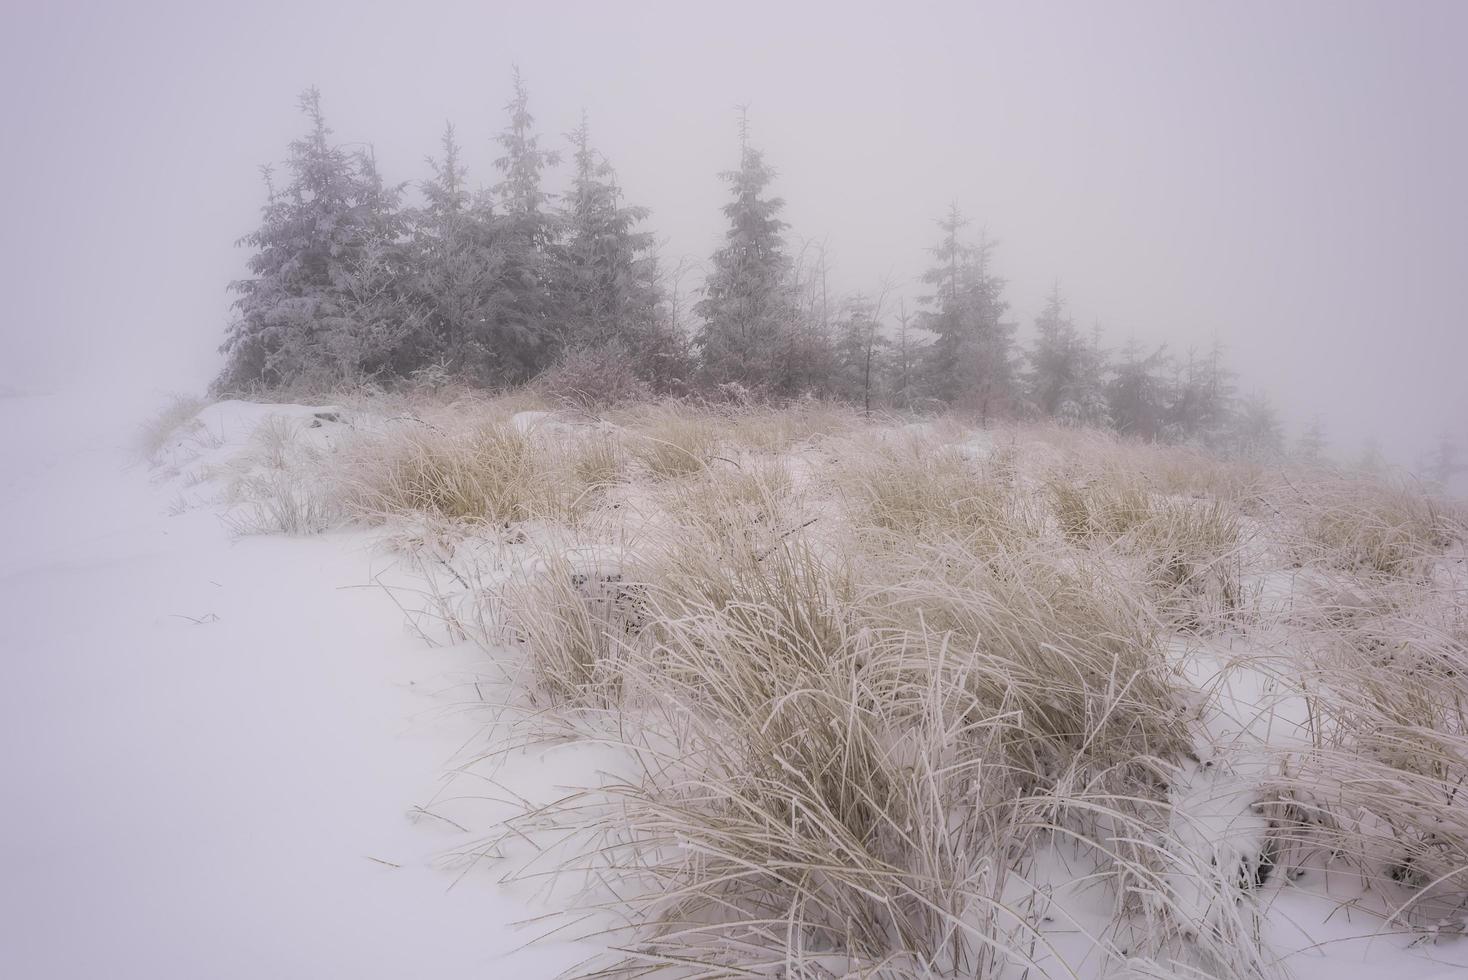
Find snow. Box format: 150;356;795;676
2;388;1466;978
0;390;592;978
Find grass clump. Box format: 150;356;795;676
498;531;1046;977
337;418;565;525
723;400;857;452
564;432;625;491
839;437;1034;553
864;539;1196;784
221;413;340;535
1048;470;1155;542
501;554;643;707
485;509;1218;976
1047;470;1245;627
626;408;721;479
135;393;208;465
1267;582;1468;925
655;459;796;550
1287;476;1463;577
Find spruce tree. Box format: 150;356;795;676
1164;340;1235;446
1357;436;1386;474
1425;431;1465;489
490;68;561;378
887;299;923;410
1295;416;1328;464
1025;285;1108;426
916;206;1014;421
694;112;796;393
562;114;660;353
409;123;512;379
1106;340;1170;440
217;88;410;391
1233;393;1286;460
832;296;888;412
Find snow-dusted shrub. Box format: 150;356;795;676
535;343;649;412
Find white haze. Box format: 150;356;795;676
2;0;1464;467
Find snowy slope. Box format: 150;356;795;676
0;391;590;979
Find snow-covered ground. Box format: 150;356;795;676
0;390;593;978
3;389;1466;979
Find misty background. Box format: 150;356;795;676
2;0;1463;467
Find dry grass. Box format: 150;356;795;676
135;392;208;465
334;414;620;527
653;458;797;551
500;553;642;707
1262;577;1468;926
624;406;722;479
338;418;546;523
1281;474;1464;577
1048;470;1156;542
721;400;858;452
1046;469;1246;628
860;537;1195;784
492;529;1039;976
217;412;339;535
227;469;338;535
195;392;1468;975
477;499;1255;977
563;431;626;493
836;435;1036;555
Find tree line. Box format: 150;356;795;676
217;73;1300;459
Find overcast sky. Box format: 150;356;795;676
2;0;1464;465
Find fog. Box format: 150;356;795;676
3;0;1464;466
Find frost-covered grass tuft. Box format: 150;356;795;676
1262;577;1468;925
334;412;619;527
135;392;208;465
624;406;721;479
339;418;544;524
836;433;1036;554
1283;474;1464;577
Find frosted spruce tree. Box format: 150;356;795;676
488;68;561;380
1295;416;1329;464
408;123;517;381
917;205;1015;421
886;298;926;410
1164;340;1236;448
562;116;659;349
694;112;796;394
1024;285;1109;426
1106;340;1171;441
216;88;410;392
1424;432;1464;489
832;296;889;412
1233;393;1286;460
